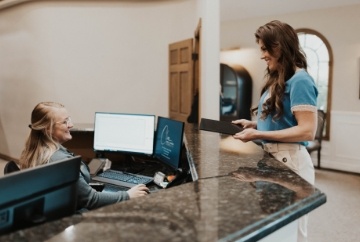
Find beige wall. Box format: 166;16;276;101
0;0;220;159
220;4;360;172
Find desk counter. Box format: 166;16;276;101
0;124;326;242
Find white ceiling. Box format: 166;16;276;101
220;0;360;22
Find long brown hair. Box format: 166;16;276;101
19;102;65;169
253;20;307;120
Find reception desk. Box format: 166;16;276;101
0;123;326;241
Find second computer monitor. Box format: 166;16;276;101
154;116;184;170
93;112;156;155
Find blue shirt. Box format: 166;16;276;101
257;69;318;146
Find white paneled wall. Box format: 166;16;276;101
315;111;360;173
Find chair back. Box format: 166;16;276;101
4;160;20;174
315;110;326;142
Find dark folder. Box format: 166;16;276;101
199;118;243;135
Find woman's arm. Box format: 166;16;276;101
233;111;317;143
76;173;129;210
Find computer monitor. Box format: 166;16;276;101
93;112;156;155
154;116;185;170
0;156;81;234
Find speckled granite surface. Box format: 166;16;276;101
0;124;326;241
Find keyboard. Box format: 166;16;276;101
92;169;153;188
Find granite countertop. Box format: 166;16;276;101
0;123;326;242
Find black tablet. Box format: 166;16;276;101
199;118;243;135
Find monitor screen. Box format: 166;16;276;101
154;117;184;170
0;156;81;234
93;112;156;155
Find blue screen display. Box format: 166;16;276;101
154;117;184;170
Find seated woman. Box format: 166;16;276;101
18;102;149;212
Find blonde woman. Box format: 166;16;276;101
19;102;148;212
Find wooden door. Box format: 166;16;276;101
168;39;194;122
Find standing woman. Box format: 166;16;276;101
19;102;149;212
232;20;318;242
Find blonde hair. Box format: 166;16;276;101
19;102;65;169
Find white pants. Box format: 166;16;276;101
263;143;315;242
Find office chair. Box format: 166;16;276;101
306;110;326;169
3;160;20;174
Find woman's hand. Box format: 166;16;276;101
127;184;149;199
232;119;257;129
231;119;258;142
233;128;259;142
